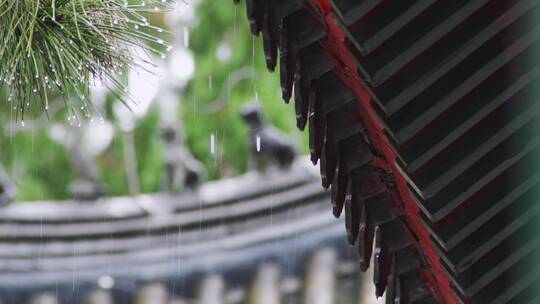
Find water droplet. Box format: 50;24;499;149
183;27;190;47
210;133;216;155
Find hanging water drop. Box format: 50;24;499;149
210;133;216;155
183;27;190;48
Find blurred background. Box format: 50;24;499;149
0;0;307;201
0;1;380;303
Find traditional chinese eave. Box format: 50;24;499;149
235;0;540;303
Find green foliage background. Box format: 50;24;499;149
0;0;307;202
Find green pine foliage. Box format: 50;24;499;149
0;0;172;122
0;0;308;202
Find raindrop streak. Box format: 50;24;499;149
256;135;261;152
210;133;215;155
183;27;190;48
38;216;43;264
233;5;238;41
252;36;256;82
72;246;76;292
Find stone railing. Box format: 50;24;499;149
0;158;369;304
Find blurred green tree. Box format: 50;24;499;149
184;0;307;179
0;0;307;202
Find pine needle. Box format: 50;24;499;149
0;0;174;123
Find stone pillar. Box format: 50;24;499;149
198;274;225;304
305;248;337;304
83;289;114;304
136;283;170;304
250;264;281;304
28;293;58;304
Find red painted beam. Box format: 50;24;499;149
310;1;458;302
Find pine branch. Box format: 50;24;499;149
0;0;174;124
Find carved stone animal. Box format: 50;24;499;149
241;103;296;172
160;123;205;193
68;131;106;201
0;165;15;206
